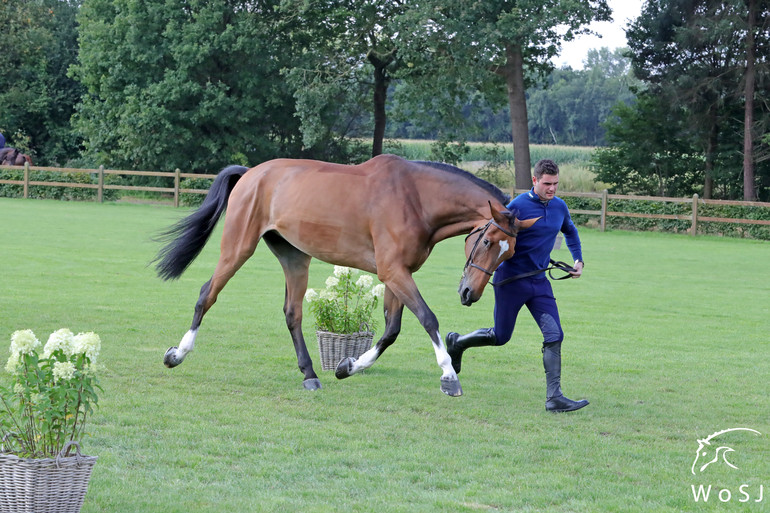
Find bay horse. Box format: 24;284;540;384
0;147;32;166
154;154;537;396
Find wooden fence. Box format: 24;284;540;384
511;189;770;235
0;163;216;207
2;164;769;235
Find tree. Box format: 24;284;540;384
527;48;639;146
593;93;704;196
72;0;305;173
626;0;770;200
397;0;611;188
0;0;82;165
279;0;409;160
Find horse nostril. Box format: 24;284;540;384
460;287;472;305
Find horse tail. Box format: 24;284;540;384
153;165;249;280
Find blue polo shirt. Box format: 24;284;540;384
495;188;582;281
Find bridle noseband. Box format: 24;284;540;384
462;219;516;277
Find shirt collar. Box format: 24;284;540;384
527;187;550;206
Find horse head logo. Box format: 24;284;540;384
691;428;761;475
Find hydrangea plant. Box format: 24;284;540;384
0;328;102;458
305;266;385;334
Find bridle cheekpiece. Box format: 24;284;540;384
462;218;515;277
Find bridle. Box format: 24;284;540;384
462;219;516;278
462;218;577;285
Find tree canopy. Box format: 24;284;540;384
3;0;767;202
593;0;770;201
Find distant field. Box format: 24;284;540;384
383;139;603;192
2;198;768;512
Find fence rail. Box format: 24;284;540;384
2;164;769;236
511;188;770;235
0;163;216;207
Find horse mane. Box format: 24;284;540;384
411;160;511;205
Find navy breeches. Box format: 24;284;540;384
492;276;564;345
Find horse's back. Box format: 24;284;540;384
223;155;423;271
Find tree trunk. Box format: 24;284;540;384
368;49;395;158
743;0;757;200
372;64;387;157
502;44;532;190
703;108;718;199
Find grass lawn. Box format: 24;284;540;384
1;198;768;512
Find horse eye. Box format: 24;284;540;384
482;239;491;247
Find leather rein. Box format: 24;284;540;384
492;259;576;287
463;219;576;285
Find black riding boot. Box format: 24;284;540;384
445;328;497;374
543;341;589;412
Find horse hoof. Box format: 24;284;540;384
163;347;180;368
335;357;355;379
440;377;463;397
303;378;322;391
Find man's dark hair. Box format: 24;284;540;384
533;159;559;179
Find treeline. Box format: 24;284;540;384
1;0;767;201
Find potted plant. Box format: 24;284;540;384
0;328;102;513
305;266;385;370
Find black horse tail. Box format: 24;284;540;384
153;165;249;280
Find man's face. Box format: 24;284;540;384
533;173;559;201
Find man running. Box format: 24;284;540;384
447;159;589;412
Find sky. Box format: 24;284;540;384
552;0;645;69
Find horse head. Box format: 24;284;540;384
458;202;539;306
691;428;761;475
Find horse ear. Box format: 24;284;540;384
488;201;516;231
515;216;540;231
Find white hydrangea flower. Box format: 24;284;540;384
333;266;349;278
356;275;373;289
52;361;76;382
5;352;21;375
325;276;339;288
43;328;75;358
372;284;386;298
10;329;41;356
73;332;101;362
304;289;319;303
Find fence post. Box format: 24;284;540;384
174;168;181;207
23;162;30;199
600;189;608;232
97;165;104;203
691;193;699;236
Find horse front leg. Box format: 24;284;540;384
335;286;404;378
339;272;462;397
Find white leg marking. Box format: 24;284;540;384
432;330;457;380
176;329;197;361
349;346;379;374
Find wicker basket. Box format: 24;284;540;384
316;330;374;371
0;442;97;513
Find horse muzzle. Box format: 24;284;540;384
458;275;483;306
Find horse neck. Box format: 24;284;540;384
425;187;504;244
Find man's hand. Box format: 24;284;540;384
570;260;584;279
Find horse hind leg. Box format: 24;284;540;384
164;279;212;367
263;232;320;390
335;286;404;378
164;221;261;368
